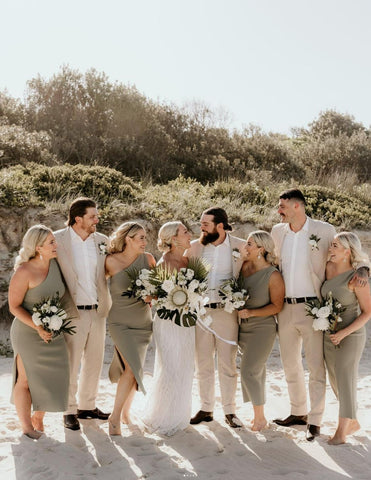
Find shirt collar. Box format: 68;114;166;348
69;226;95;243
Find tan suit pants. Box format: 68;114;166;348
195;308;238;415
64;309;106;414
278;302;326;426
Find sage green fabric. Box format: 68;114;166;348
10;259;69;411
238;266;277;405
322;270;367;419
108;254;153;394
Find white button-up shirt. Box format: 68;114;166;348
70;228;98;305
281;217;316;298
202;235;233;302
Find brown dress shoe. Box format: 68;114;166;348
225;414;243;428
77;408;110;420
63;414;80;430
273;414;307;427
190;410;213;424
306;424;320;441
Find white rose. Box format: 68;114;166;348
309;239;317;248
50;306;58;313
162;279;175;293
317;306;331;318
188;279;199;292
311;307;319;315
136;279;142;286
232;250;240;258
49;315;63;331
32;312;42;326
186;269;194;280
312;317;330;331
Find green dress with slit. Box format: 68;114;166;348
322;270;367;419
108;254;153;394
238;266;277;405
10;259;70;411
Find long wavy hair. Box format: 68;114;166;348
14;225;52;270
335;231;370;269
109;222;145;253
248;230;278;266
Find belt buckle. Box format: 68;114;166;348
292;298;297;304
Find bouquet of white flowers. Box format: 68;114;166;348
152;258;210;327
122;267;158;301
218;276;249;313
32;292;76;339
305;292;345;347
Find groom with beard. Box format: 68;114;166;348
185;207;245;428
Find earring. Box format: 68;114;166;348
257;254;261;259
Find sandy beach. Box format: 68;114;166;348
0;323;370;480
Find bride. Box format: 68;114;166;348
143;221;195;436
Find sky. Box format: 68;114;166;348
1;0;371;134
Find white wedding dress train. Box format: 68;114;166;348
143;315;195;436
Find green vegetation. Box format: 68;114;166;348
1;165;370;229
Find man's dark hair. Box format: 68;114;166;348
203;207;232;231
67;198;97;226
279;188;306;206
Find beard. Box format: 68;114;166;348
200;230;220;245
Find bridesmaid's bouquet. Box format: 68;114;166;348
122;268;157;301
148;258;210;327
218;276;249;313
32;292;76;339
305;292;345;346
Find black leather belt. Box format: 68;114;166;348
77;304;98;310
284;297;317;304
205;303;223;309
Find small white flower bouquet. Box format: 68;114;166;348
305;292;345;347
98;242;108;255
232;247;241;261
32;292;76;339
122;267;157;301
218;276;249;313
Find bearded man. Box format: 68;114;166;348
185;207;245;428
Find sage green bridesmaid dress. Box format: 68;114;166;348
108;254;153;394
322;270;367;419
238;266;277;405
10;258;69;411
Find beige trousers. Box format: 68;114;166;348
277;302;326;426
195;308;239;415
64;309;106;414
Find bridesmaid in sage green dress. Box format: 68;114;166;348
8;225;70;439
322;232;371;445
238;231;285;431
105;222;156;435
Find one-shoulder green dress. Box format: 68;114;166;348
238;266;277;405
10;259;70;411
322;270;367;419
108;254;153;394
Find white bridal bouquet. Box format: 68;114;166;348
123;258;210;327
305;292;345;347
218;276;249;313
32;292;76;339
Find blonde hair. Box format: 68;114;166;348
335;232;370;269
157;221;183;253
109;222;145;253
248;230;278;266
14;225;52;270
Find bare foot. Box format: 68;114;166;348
24;429;43;440
347;419;360;435
328;435;346;445
251;418;267;431
31;414;44;432
109;417;121;436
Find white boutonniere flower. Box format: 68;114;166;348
98;242;108;255
232;248;241;261
309;234;320;251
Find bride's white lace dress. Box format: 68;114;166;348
143;315;195;436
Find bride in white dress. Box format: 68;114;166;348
143;221;195;436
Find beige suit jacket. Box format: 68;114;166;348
271;217;336;299
185;234;245;279
54;227;111;319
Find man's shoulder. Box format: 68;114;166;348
54;227;68;237
271;223;285;234
308;217;336;232
229;234;245;245
94;231;108;241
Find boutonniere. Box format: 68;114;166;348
232;248;241;261
309;234;320;251
98;241;108;255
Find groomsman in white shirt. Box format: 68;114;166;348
185;207;245;428
271;188;368;441
54;198;111;430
